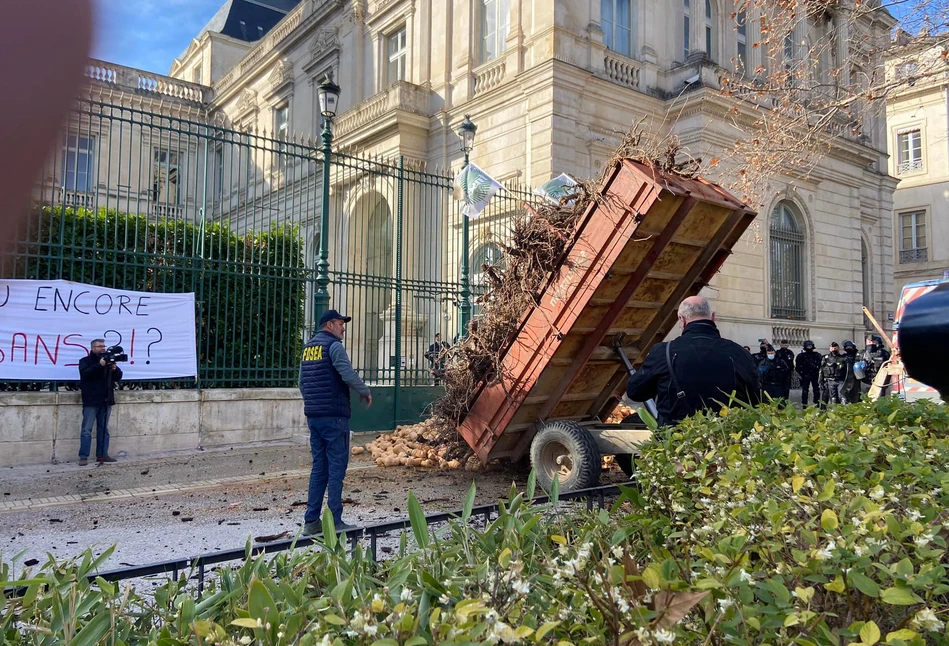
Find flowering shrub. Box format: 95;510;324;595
3;399;948;645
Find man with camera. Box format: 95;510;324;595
77;338;123;465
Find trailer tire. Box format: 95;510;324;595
530;421;601;492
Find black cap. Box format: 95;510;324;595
830;342;839;348
319;309;352;327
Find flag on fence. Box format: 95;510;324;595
453;163;504;218
533;173;579;206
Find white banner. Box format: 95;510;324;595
0;280;197;380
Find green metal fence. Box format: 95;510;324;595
1;99;538;430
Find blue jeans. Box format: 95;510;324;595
305;416;350;524
79;405;112;459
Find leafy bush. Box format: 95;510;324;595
0;206;306;387
3;399;948;645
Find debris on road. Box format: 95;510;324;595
254;531;290;544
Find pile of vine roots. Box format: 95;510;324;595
363;417;483;471
431;188;595;423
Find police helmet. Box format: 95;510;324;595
803;340;815;349
842;340;856;350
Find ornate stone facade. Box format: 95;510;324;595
170;0;897;348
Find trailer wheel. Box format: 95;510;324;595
530;421;601;492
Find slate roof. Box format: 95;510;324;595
199;0;303;43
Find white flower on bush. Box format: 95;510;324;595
853;544;868;557
914;532;934;548
511;579;530;595
910;608;945;632
611;546;624;560
316;636;333;646
738;569;753;583
906;509;922;522
718;597;734;612
869;486;885;500
815;540;836;561
400;587;413;602
654;629;676;643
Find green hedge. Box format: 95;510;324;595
3;399;948;644
1;206;307;387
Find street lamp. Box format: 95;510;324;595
314;73;341;332
456;114;477;339
457;114;477;167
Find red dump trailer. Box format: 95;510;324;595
457;159;757;490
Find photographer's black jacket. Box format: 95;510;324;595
626;319;760;426
78;354;123;406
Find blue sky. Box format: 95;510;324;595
92;0;224;74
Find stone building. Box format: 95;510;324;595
173;0;896;349
885;39;949;306
43;0;899;376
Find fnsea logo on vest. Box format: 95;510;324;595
302;345;324;361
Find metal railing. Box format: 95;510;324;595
25;484;620;595
899;247;928;264
2;98;540;428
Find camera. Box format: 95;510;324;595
104;345;128;363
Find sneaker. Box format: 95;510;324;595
78;458;88;466
96;456;117;463
301;521;321;536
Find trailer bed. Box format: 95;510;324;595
458;159;757;463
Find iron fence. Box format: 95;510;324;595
49;484;620;595
1;98;540;428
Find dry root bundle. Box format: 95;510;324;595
365;417;482;471
431;185;595;422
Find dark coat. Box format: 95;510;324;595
795;349;822;377
626;319;760;426
78;353;122;406
757;356;791;387
776;347;794;367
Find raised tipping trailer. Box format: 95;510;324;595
457;159;757;490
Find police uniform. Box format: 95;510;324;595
819;349;846;407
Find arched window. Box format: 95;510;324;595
770;201;807;320
602;0;633;58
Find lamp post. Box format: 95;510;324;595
314;73;340;332
457;114;477;339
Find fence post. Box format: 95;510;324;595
394;156;404;427
314;119;334;326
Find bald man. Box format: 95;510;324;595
626;296;760;426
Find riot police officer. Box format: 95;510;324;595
819;342;846;408
840;340;863;404
757;344;792;404
795;340;822;406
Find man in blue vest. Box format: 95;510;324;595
299;309;372;535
